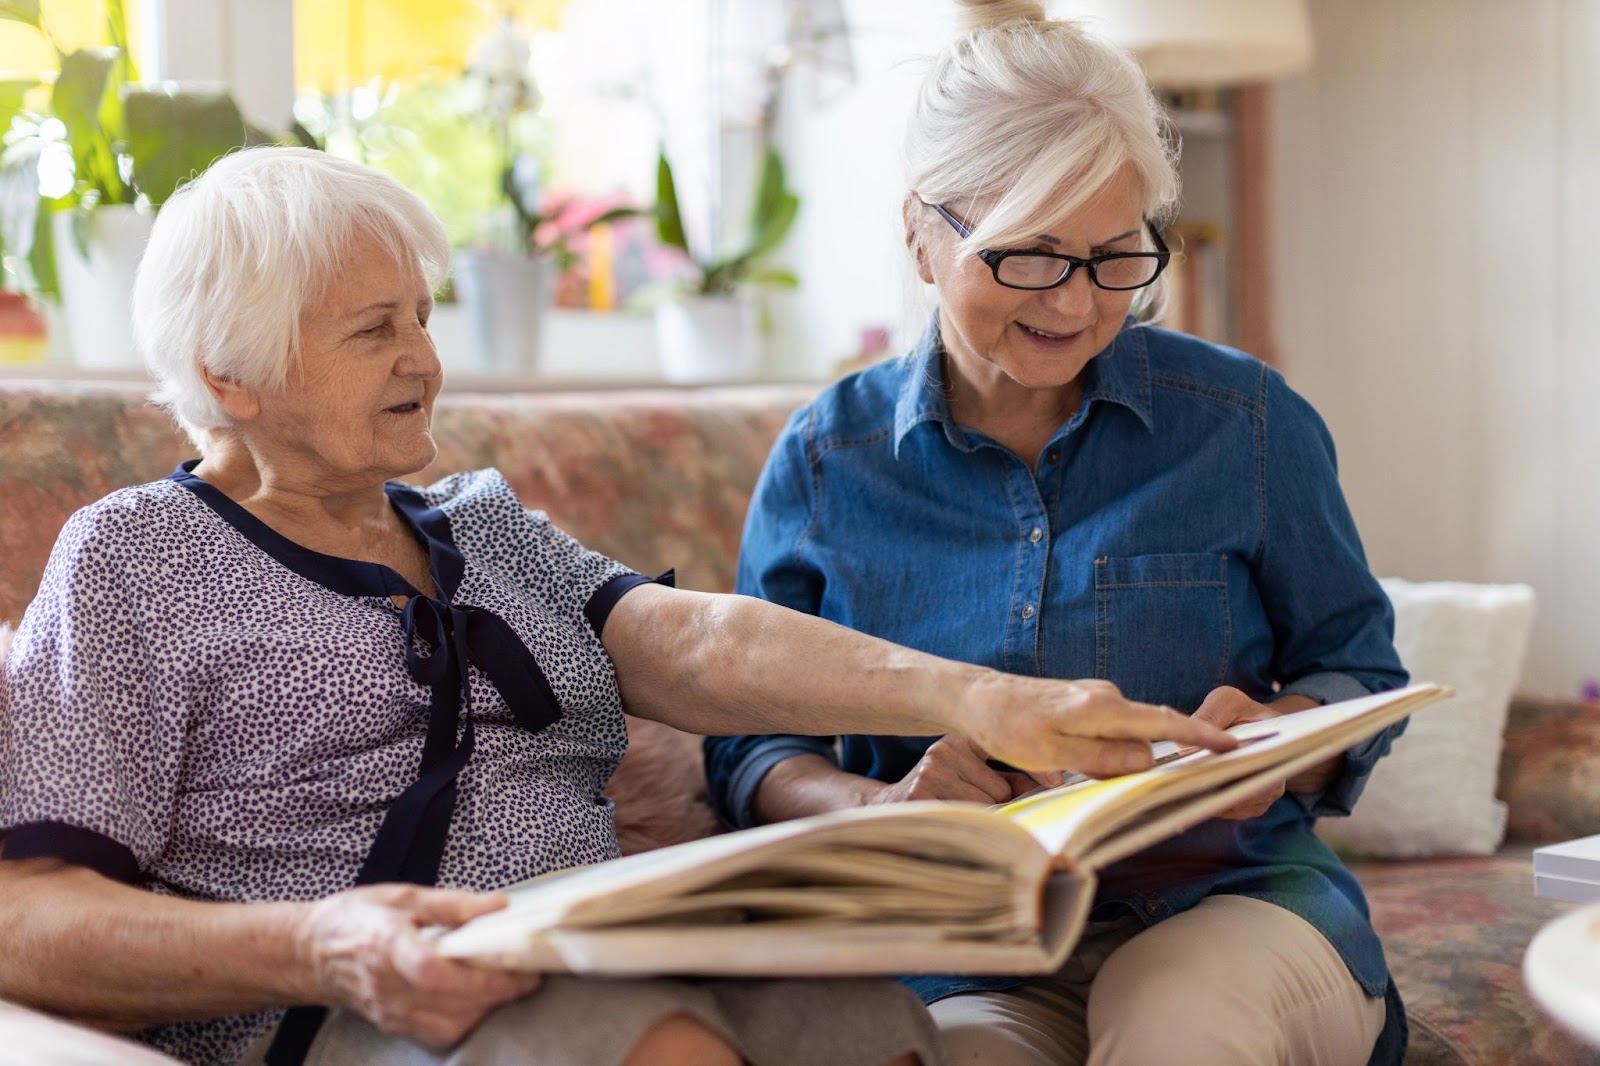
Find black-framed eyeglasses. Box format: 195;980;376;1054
924;201;1171;292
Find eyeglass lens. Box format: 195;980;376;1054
996;254;1163;291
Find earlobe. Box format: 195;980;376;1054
200;362;261;422
902;199;937;286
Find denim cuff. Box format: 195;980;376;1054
1278;673;1402;817
1278;670;1372;706
722;737;837;830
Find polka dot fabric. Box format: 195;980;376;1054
1;468;638;1064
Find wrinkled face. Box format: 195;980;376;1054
251;233;442;488
915;166;1148;392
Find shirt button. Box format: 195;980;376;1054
1046;450;1060;463
1144;900;1162;917
1028;526;1043;544
1022;604;1036;620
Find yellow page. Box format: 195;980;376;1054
998;683;1448;860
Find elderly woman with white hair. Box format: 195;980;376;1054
0;146;1234;1066
707;1;1412;1065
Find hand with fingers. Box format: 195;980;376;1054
1189;686;1338;819
868;734;1063;807
953;675;1238;782
296;884;544;1050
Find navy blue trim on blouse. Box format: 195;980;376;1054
166;461;459;600
163;462;572;1066
585;569;676;638
3;821;142;884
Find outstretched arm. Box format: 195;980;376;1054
0;853;539;1048
602;584;1236;780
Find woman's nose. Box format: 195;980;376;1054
1040;266;1096;315
399;321;443;378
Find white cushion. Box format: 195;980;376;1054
1316;579;1536;858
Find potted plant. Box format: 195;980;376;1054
0;0;260;367
650;143;799;383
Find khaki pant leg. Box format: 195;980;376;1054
926;977;1091;1066
1085;894;1386;1066
927;918;1143;1066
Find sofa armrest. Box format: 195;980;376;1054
1498;695;1600;843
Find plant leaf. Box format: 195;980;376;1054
586;205;646;228
746;266;798;289
52;47;126;203
0;138;42;292
0;77;39;134
0;1;41;30
744;188;798;262
749;146;786;236
123;85;250;206
103;0;137;82
744;147;799;259
287;119;323;150
654;149;690;257
28;195;57;298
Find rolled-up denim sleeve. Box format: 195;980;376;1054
1279;670;1409;817
703;406;834;830
1256;368;1409;818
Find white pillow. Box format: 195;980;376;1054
1315;579;1536;859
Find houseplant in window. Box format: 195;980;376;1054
0;0;258;367
444;15;553;375
650;143;798;383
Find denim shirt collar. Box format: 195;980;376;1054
891;312;1155;457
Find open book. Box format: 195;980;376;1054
437;683;1449;976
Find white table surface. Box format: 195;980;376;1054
1524;902;1600;1047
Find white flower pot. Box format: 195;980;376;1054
51;205;153;369
655;295;760;384
453;249;552;376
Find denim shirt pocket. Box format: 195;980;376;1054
1093;553;1232;710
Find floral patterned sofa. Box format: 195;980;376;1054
2;378;1597;1066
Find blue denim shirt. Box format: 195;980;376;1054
704;317;1410;1061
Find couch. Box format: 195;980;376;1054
1;378;1597;1066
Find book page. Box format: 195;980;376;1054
435;801;1056;972
999;683;1449;863
443;870;1096;978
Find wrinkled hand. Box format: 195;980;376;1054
870;735;1061;807
1191;687;1338;820
297;884;543;1049
957;675;1237;781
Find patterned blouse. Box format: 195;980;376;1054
0;465;648;1064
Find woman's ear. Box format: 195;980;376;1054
902;197;936;286
200;363;261;423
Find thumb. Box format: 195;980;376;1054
406;889;511;929
1190;687;1246;730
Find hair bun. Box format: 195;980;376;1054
955;0;1047;34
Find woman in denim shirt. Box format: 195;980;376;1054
705;2;1411;1064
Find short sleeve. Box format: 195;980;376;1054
519;510;640;634
0;504;188;882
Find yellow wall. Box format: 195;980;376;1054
295;0;564;91
0;1;145;80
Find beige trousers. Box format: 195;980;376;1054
929;894;1386;1066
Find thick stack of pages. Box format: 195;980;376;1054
438;683;1450;976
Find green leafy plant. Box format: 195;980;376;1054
0;0;264;297
653;144;799;297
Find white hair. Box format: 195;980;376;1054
906;0;1181;317
133;147;452;448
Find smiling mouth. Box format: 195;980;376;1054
1018;323;1080;342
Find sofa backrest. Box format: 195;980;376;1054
0;380;816;622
